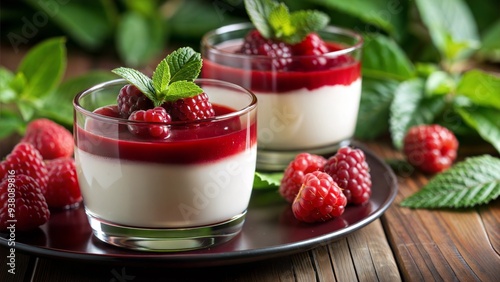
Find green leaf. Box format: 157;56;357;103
16;100;36;122
244;0;277;38
26;0;115;50
456;70;500;110
268;3;294;39
355;77;398;140
401;155;500;209
288;10;329;44
0;69;19;103
164;81;203;102
362;34;414;81
311;0;407;39
17;37;66;99
457;107;500;153
116;11;165;67
166;47;202;83
253;171;283;189
42;71;119;126
111;67;157;104
478;19;500;62
152;59;170;94
389;78;446;149
425;71;456;96
414;0;480;62
0;111;24;139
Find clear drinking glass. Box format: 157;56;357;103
201;23;363;170
73;78;257;252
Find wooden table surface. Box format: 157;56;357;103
1;48;500;282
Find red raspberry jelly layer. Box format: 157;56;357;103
202;42;361;93
75;104;257;165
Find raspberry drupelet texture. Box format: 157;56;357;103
163;92;215;122
45;157;82;209
280;153;327;203
0;142;49;194
323;146;372;205
128;107;172;139
117;84;154;118
240;30;293;70
292;171;347;223
0;174;50;231
403;124;458;174
21;118;74;160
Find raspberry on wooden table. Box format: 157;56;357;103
292;171;347;223
0;174;50;231
45;158;82;209
117;84;154;118
21;118;74;160
323;146;372;205
280;153;327;203
403;124;458;174
0;142;49;194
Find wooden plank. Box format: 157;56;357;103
310;245;337;282
0;248;36;282
329;238;357;281
478;198;500;255
290;251;316;282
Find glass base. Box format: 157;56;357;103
256;139;352;171
87;211;246;252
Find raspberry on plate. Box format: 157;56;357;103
21;118;74;160
128;107;172;139
117;84;154;118
403;124;458;174
163;92;215;122
239;29;293;70
45;157;82;209
0;174;50;231
324;146;372;205
292;171;347;223
280;153;327;203
0;142;49;194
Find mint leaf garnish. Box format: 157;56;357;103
253;171;283;189
400;155;500;209
244;0;329;44
112;47;203;107
152;59;170;95
167;47;202;83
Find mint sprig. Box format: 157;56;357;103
400;155;500;209
244;0;329;44
112;47;203;107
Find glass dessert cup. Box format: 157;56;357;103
201;23;363;171
73;79;257;252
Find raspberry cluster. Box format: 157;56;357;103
280;146;372;223
0;119;82;232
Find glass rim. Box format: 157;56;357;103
201;22;364;60
73;78;258;126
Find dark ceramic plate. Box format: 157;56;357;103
0;146;397;267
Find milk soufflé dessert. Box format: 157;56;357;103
73;47;257;251
202;0;363;170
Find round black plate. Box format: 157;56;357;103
0;146;397;267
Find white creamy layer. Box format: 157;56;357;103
256;79;361;150
75;147;257;228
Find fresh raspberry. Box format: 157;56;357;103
93;105;121;118
291;33;329;69
163;92;215;122
0;174;50;231
21;118;74;160
292;171;347;223
324;146;372;205
0;142;49;194
45;158;82;209
239;29;292;70
117;84;153;118
280;153;327;203
403;124;458;174
128;107;171;139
